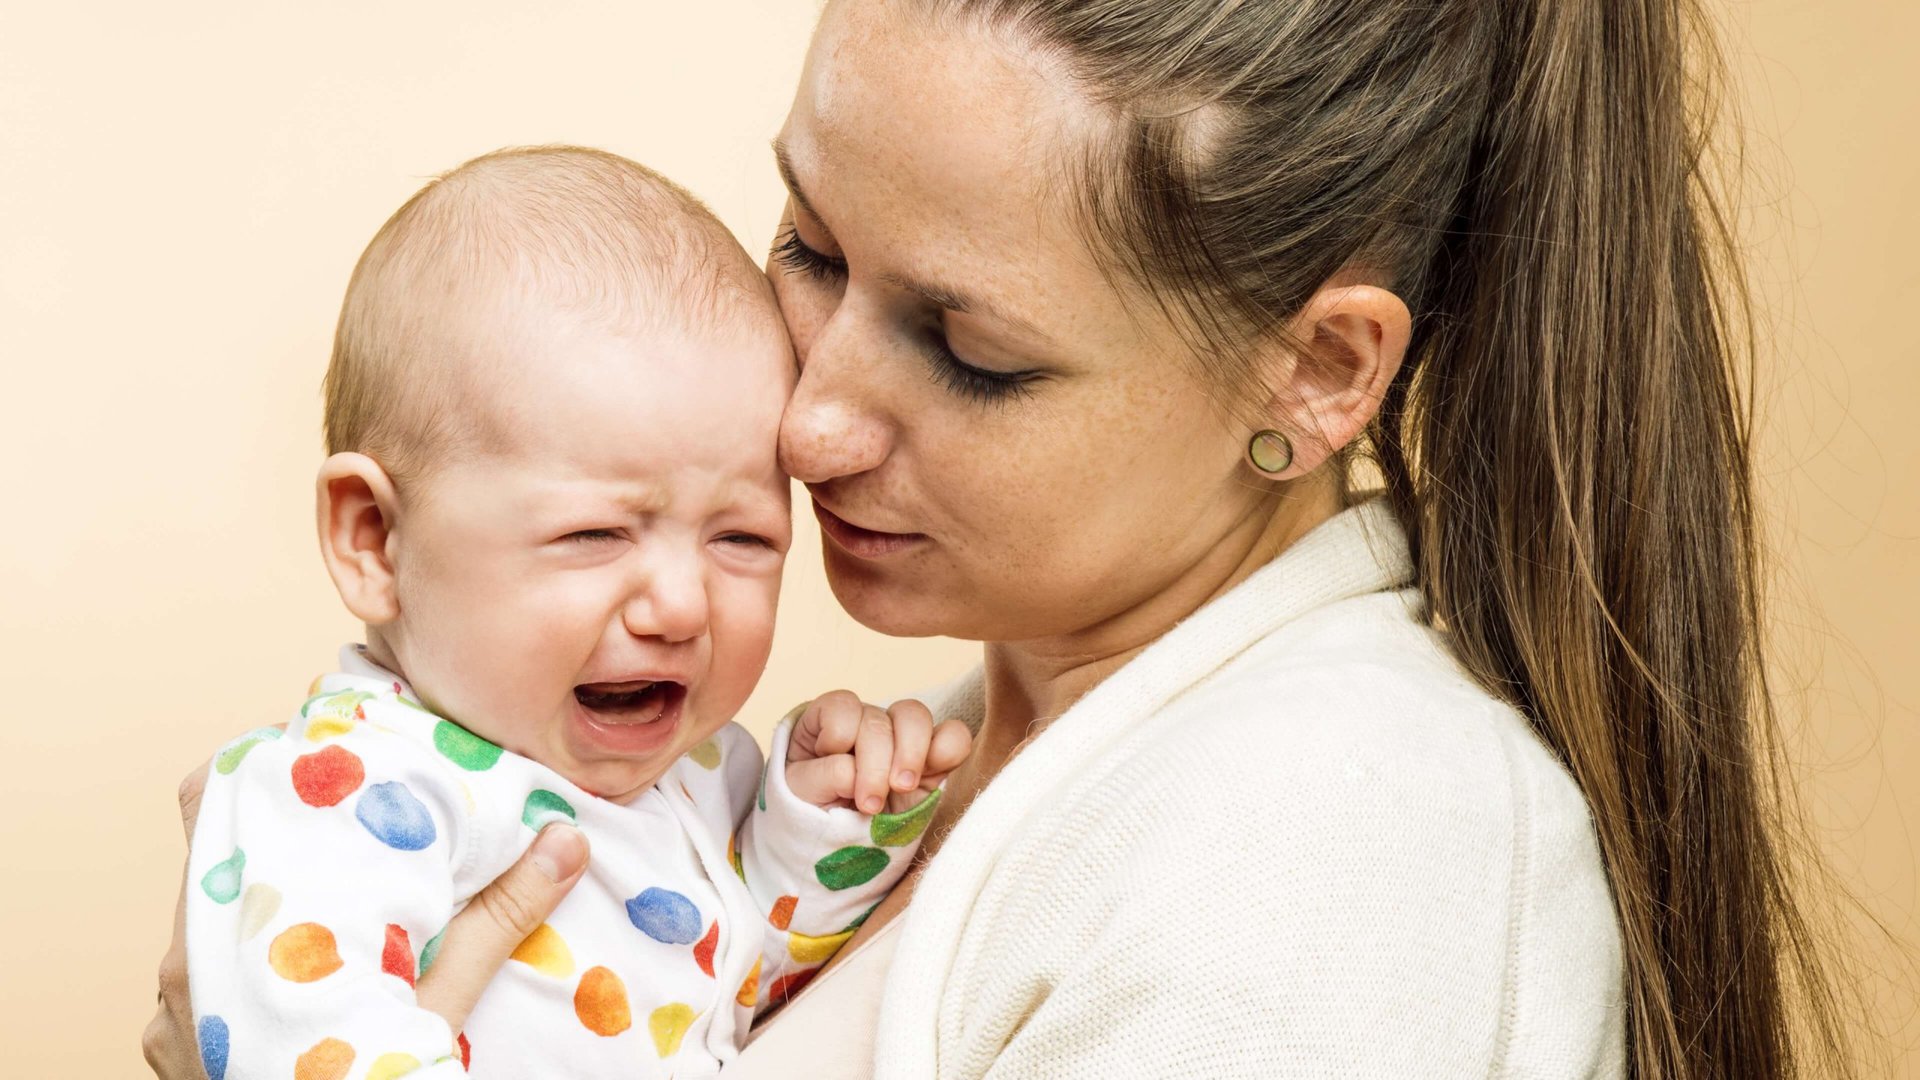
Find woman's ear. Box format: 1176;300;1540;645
1251;279;1410;478
316;452;403;625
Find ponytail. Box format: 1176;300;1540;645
1385;3;1854;1074
926;0;1859;1073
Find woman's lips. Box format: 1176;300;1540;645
811;499;927;559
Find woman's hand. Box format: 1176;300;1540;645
142;759;591;1078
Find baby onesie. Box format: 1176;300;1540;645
186;646;937;1080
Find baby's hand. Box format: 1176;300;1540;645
784;691;973;815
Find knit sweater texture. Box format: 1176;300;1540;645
872;498;1626;1078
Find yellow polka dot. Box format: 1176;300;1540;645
689;738;721;769
366;1053;420;1080
304;716;355;742
238;883;281;941
509;922;575;977
649;1002;696;1058
787;928;856;965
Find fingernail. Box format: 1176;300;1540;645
861;795;882;814
894;770;916;790
531;824;588;883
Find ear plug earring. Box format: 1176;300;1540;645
1248;430;1294;474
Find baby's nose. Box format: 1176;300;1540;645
622;571;708;644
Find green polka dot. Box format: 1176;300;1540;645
842;901;879;933
814;846;890;891
522;789;576;830
433;721;502;771
419;925;446;976
214;728;282;774
869;788;940;847
757;760;768;813
200;848;244;904
303;689;373;720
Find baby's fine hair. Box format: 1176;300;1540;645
323;145;763;484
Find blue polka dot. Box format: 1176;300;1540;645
198;1015;229;1080
354;781;437;851
625;887;702;944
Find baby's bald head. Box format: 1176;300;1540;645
325;146;773;485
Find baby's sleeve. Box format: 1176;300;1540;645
185;716;475;1079
733;715;940;1013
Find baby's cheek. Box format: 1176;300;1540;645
706;579;781;706
436;595;584;740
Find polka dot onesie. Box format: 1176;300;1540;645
186;647;935;1079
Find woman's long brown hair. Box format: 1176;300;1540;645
921;0;1857;1074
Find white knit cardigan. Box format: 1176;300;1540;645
872;499;1625;1078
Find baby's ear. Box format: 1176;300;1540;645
316;452;403;625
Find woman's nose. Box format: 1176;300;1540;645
778;314;892;484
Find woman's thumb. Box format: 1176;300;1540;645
414;823;590;1033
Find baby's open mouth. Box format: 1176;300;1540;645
573;680;685;725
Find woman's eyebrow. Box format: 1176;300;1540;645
772;141;825;228
877;269;1052;345
773;141;1052;345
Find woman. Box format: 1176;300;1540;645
149;0;1853;1075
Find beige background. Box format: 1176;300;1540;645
0;2;1912;1075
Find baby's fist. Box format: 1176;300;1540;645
785;690;973;815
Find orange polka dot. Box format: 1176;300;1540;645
769;895;797;931
574;966;632;1036
294;1038;354;1080
269;923;343;983
736;956;762;1007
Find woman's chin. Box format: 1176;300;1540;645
824;557;1005;641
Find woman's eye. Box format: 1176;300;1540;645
771;226;847;282
922;334;1038;406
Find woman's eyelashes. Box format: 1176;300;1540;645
919;333;1036;406
772;226;846;281
774;225;1038;407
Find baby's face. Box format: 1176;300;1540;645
378;293;795;802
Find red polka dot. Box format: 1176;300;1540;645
382;924;414;986
766;967;818;1005
292;745;365;807
456;1032;471;1069
693;921;718;978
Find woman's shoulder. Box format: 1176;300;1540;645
1041;585;1614;926
1134;587;1591;833
962;589;1624;1074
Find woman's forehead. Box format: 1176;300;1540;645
783;4;1122;343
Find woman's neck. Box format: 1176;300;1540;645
970;479;1345;774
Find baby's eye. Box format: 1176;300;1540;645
717;533;773;548
564;529;624;543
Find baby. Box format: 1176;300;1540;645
185;146;969;1079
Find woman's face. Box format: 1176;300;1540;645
771;0;1273;642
